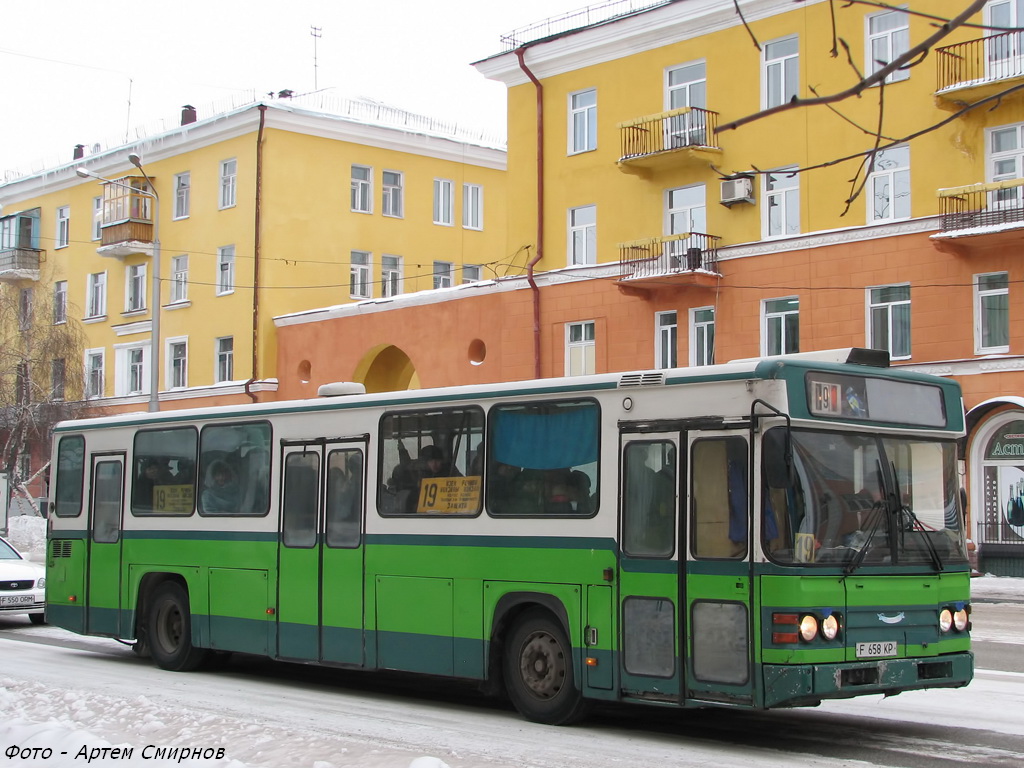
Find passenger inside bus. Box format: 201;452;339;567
202;460;239;513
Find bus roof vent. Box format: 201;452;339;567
317;381;367;397
729;348;890;368
618;371;665;388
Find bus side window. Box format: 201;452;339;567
283;452;319;548
326;450;362;548
691;437;747;559
54;435;85;517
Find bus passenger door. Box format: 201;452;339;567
617;431;681;702
277;439;366;666
85;453;125;637
683;431;754;705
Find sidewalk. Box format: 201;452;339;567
971;574;1024;604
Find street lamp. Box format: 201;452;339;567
76;161;162;412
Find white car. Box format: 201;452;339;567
0;536;45;625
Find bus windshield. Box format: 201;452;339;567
763;428;968;569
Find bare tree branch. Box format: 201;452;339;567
717;0;989;133
836;0;1024;31
733;0;761;51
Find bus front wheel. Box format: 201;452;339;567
503;609;590;725
147;582;208;672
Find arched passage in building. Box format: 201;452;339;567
966;396;1024;576
353;344;420;394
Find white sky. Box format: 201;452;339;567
0;0;591;175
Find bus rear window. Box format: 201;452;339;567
132;428;198;515
53;435;85;518
487;399;599;516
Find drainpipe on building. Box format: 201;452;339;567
516;47;544;380
245;104;267;403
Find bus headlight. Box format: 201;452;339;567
799;614;818;642
938;608;953;633
954;608;969;632
821;613;840;640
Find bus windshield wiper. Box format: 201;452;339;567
844;499;887;575
891;461;944;572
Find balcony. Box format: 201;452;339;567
933;179;1024;254
935;32;1024;105
617;232;721;293
0;247;42;282
617;107;721;174
95;177;155;259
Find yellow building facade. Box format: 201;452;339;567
0;96;506;414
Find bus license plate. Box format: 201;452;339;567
856;641;898;658
0;594;34;607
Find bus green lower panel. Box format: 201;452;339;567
208;615;270;655
47;603;85;634
762;651;974;707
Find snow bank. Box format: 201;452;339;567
5;513;47;559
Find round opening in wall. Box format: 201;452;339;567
298;359;312;384
468;339;486;366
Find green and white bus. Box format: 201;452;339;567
46;349;973;724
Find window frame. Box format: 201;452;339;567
433;261;454;290
84;348;105;399
566;320;596;376
124;263;147;314
173;172;191;219
975;271;1010;354
350;250;372;299
86;271;107;319
351;165;372;213
55;205;70;249
866;8;910;84
867;284;912;360
568;205;597;266
167;336;188;390
215;336;234;383
690;306;716;367
433;178;454;226
219;158;237;209
763;168;800;239
655;310;678;369
114;341;149;397
53;280;67;324
216;245;235;295
382;170;404;218
91;196;102;241
762;297;800;356
762;36;799;110
568;88;597;154
463;183;483;230
170;254;189;304
867;145;911;223
381;255;403;298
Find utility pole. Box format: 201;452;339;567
311;25;322;91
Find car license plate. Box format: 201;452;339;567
0;594;34;607
856;641;898;658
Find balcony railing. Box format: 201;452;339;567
938;179;1024;234
0;247;42;280
619;232;720;279
936;31;1024;92
618;107;720;164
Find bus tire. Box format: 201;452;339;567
503;609;590;725
29;613;45;626
147;582;208;672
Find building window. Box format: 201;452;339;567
433;261;454;290
463;183;483;229
350;251;371;299
764;168;800;238
382;255;403;298
53;281;67;324
85;349;104;399
989;123;1024;209
976;272;1010;353
217;246;235;295
381;171;403;218
568;205;597;266
86;272;106;319
125;263;147;313
462;264;482;284
101;176;150;224
868;284;911;360
867;9;910;83
174;172;191;219
868;145;911;222
656;311;677;369
55;205;70;249
691;307;715;366
666;185;707;263
566;321;596;376
168;339;188;389
170;255;189;303
763;297;800;356
216;337;234;383
219;159;237;209
115;344;148;396
351;165;372;213
569;89;597;154
51;358;66;401
92;197;102;241
666;61;708;146
763;36;799;109
18;288;32;330
433;179;454;225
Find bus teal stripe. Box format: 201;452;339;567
621;557;677;574
366;534;616;550
121;530;279;542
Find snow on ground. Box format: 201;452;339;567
1;513;1021;767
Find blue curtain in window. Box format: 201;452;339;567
492;405;598;469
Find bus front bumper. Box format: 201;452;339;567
762;651;974;708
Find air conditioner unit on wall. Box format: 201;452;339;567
720;176;754;207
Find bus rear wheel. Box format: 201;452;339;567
147;582;208;671
503;609;590;725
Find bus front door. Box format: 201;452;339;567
683;431;754;705
277;439;367;666
85;453;125;636
617;431;681;702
